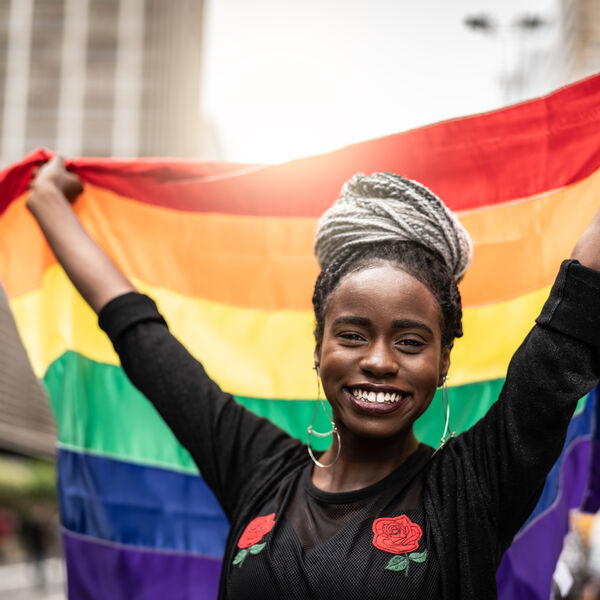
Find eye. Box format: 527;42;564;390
338;332;365;343
396;338;425;352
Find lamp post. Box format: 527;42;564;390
464;11;553;104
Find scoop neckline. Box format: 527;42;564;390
302;443;434;504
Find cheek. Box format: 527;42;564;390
318;346;355;395
319;348;348;381
407;353;442;391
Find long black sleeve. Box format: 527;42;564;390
98;293;299;519
426;260;600;599
472;259;600;544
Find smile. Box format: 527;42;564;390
350;387;403;403
344;387;409;416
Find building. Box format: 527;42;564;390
0;0;204;169
0;0;204;456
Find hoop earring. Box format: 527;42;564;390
307;366;341;468
438;375;455;450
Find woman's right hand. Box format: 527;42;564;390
28;156;83;207
25;153;136;314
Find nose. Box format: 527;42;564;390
359;339;399;378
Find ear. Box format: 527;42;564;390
314;345;321;371
438;344;452;387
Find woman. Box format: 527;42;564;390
28;157;600;599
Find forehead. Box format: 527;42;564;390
325;264;442;333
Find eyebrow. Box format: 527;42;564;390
392;319;434;337
331;315;434;337
331;316;370;327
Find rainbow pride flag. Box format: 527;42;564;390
1;74;600;599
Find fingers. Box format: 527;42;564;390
28;166;39;189
28;154;84;203
29;160;48;189
30;156;68;183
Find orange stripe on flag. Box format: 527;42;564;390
2;169;598;310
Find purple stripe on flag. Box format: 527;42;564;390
582;441;600;512
63;530;222;600
497;440;592;600
581;388;600;513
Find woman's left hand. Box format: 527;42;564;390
571;208;600;270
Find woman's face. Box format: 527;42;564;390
315;262;450;441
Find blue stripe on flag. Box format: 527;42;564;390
58;448;229;557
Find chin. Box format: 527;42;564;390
339;417;413;442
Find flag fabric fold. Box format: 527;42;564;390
2;74;600;599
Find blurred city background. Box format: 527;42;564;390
0;0;599;598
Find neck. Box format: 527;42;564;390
311;427;419;493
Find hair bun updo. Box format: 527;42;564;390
314;172;473;283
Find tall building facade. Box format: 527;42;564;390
0;0;204;168
0;0;204;456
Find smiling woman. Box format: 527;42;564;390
316;264;448;464
309;173;471;489
25;158;600;600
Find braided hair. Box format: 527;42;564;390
312;172;473;349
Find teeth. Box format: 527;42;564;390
352;388;403;403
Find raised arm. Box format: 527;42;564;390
448;208;600;547
26;156;299;516
26;156;135;313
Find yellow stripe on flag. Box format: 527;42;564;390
12;264;549;398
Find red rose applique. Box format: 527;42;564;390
372;514;422;553
372;515;428;575
233;513;276;568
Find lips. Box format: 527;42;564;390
344;386;408;416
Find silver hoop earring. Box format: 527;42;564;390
307;366;341;468
438;375;455;450
307;422;341;468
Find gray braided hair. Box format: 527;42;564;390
312;172;473;347
315;172;472;282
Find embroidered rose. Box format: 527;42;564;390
372;514;422;553
233;513;276;568
372;515;428;575
238;513;276;548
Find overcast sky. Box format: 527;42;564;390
201;0;559;163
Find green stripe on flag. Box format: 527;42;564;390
45;351;584;474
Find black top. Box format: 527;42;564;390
99;260;600;599
227;444;441;599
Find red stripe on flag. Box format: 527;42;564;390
3;75;600;217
